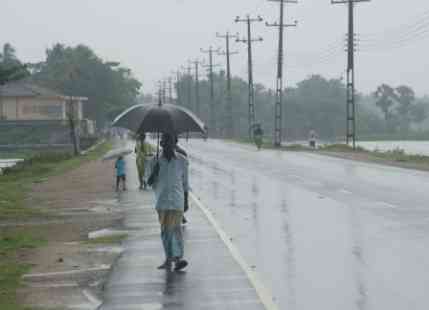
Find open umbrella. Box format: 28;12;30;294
102;148;133;161
112;103;206;135
112;103;207;157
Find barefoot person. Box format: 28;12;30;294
148;133;189;271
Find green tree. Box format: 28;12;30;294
374;84;396;121
0;43;29;85
395;85;415;132
31;44;141;126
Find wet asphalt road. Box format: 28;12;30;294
185;139;429;310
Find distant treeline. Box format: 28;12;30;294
141;72;428;141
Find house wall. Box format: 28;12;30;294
18;98;65;120
2;98;17;119
0;97;85;121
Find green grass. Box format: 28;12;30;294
0;140;111;310
0;141;111;220
0;233;47;310
319;143;367;152
85;233;128;245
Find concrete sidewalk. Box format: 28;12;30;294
98;154;270;310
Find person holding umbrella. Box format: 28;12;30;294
135;133;151;189
148;133;189;271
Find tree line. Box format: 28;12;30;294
170;71;429;141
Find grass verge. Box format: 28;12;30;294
0;140;111;310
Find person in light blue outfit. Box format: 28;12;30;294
148;133;189;271
115;156;126;191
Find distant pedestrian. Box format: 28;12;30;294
309;129;317;149
115;156;127;191
148;133;189;271
135;133;151;189
253;124;263;150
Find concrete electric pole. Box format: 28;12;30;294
266;0;298;147
201;46;221;136
332;0;370;149
235;15;264;138
217;32;239;138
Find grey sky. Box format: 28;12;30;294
2;0;429;95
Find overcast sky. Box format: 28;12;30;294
2;0;429;96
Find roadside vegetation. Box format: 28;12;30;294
319;143;429;165
0;141;111;309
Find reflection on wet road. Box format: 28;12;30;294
187;139;429;310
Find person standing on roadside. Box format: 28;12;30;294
148;133;189;271
135;133;151;189
115;156;126;192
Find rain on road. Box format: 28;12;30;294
186;139;429;310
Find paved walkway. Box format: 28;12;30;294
98;153;269;310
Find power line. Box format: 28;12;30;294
235;14;264;138
266;0;298;147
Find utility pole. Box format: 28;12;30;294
201;46;221;136
332;0;370;149
189;59;203;116
235;15;263;138
162;79;167;105
266;0;298;147
172;70;181;105
168;77;173;104
157;80;162;105
217;32;239;138
181;65;193;110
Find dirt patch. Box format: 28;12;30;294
13;157;125;309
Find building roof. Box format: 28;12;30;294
0;81;87;101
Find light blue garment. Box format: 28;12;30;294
115;158;126;176
150;152;189;211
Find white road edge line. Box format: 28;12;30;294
190;192;279;310
82;289;102;307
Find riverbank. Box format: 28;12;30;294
0;141;130;310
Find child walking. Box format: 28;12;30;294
115;156;126;191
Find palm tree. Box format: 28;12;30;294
374;84;396;121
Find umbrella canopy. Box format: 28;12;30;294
102;148;133;161
112;103;206;135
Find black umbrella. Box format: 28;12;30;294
112;103;207;157
112;103;206;135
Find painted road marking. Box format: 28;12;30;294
190;192;279;310
22;265;111;279
339;189;352;194
82;289;102;307
376;201;398;209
